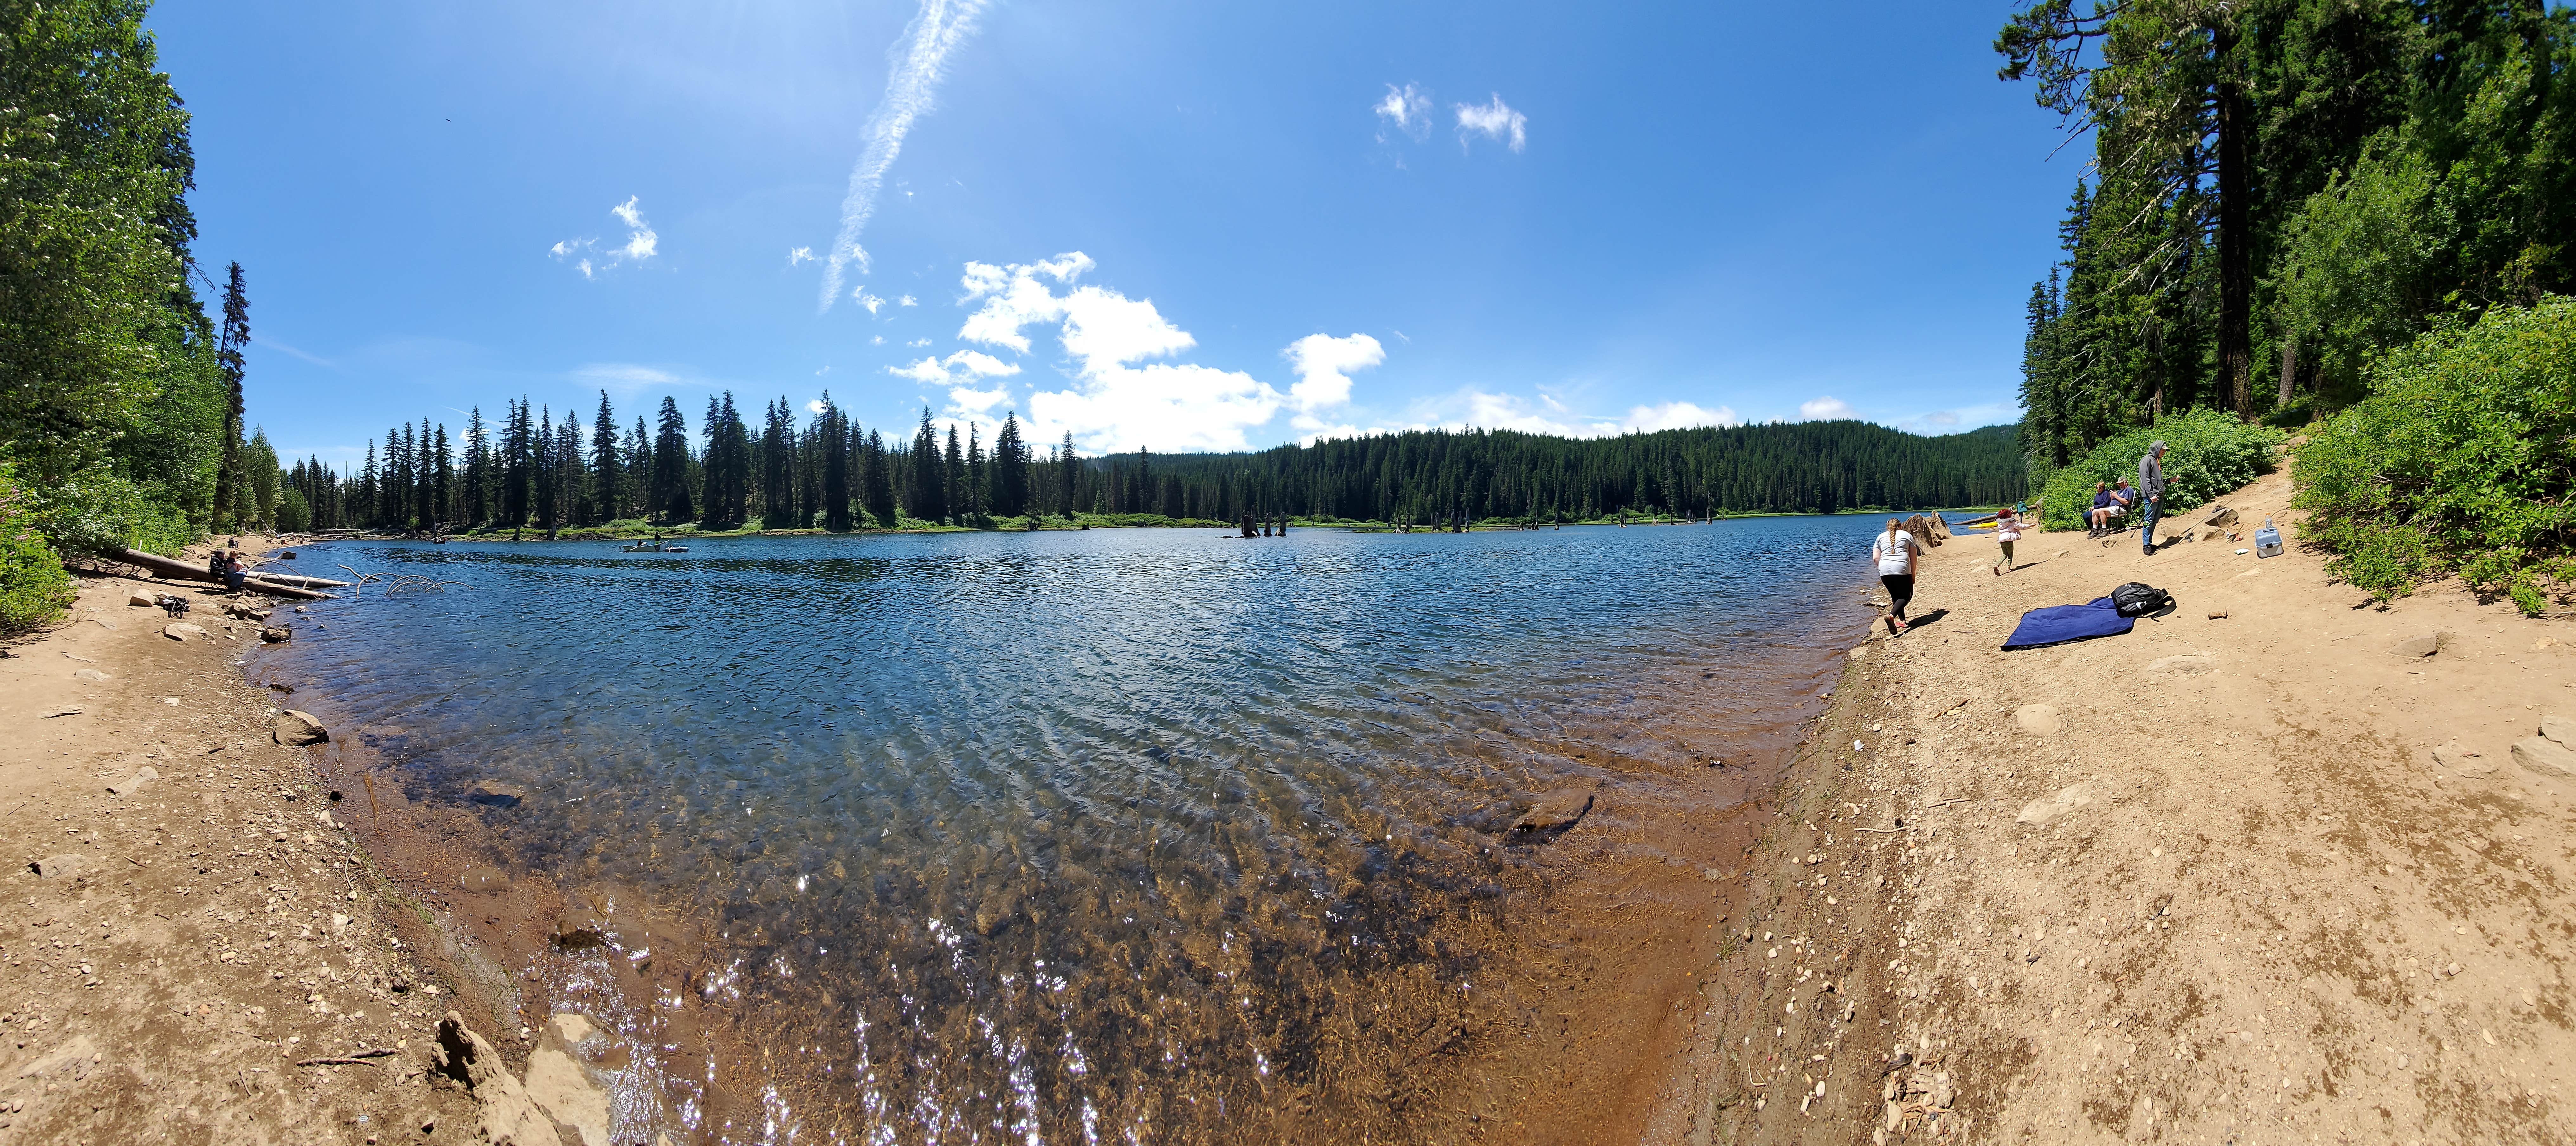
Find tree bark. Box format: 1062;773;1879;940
2277;334;2298;410
2216;25;2254;420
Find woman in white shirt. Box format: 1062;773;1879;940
1871;518;1917;636
1993;503;2025;576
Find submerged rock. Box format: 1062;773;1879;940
460;866;513;894
1513;786;1597;837
468;781;526;809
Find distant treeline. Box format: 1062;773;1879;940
280;402;2025;533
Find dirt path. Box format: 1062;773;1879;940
0;550;615;1145
1654;466;2576;1143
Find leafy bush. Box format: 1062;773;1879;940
2295;298;2576;604
0;464;76;634
2038;409;2287;531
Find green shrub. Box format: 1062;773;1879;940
0;465;77;634
2294;298;2576;602
2038;409;2287;531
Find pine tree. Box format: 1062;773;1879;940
908;408;945;523
964;423;987;522
533;407;559;534
652;397;691;524
860;428;896;526
943;425;964;524
819;395;851;531
761;397;797;529
500;399;533;533
626;417;652;523
590;391;620;523
211;262;250;530
992;413;1029;518
462;407;490;527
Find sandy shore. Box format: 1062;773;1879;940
0;545;620;1145
1649;465;2576;1143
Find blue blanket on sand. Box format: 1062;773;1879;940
2001;596;2134;651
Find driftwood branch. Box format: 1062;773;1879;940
293;1048;397;1067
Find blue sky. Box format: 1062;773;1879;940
149;0;2075;466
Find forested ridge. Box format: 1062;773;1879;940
2002;0;2576;472
281;405;2025;534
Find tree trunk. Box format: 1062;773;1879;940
2216;27;2254;420
2277;334;2298;410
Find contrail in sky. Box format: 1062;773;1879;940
819;0;991;313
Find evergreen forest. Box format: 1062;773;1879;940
2003;0;2576;473
277;404;2026;534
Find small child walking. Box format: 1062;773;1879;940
1993;504;2025;576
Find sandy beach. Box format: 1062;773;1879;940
1653;465;2576;1143
0;545;624;1145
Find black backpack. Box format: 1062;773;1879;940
2111;582;2174;618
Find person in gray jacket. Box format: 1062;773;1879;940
2138;441;2168;553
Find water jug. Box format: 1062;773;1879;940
2254;517;2283;558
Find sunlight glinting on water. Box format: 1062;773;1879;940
264;519;1901;1142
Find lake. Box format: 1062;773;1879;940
260;515;1921;1143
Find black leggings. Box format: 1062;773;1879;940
1880;573;1914;620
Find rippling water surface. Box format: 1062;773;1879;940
267;518;1912;1142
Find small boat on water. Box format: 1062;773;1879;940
621;539;689;553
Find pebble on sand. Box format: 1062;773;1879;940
2013;704;2061;736
2015;784;2094;826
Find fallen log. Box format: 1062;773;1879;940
106;548;338;600
237;570;352;589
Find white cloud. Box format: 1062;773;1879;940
889;349;1024;386
1799;396;1858;421
856;289;886;314
573;362;686;395
788;247;815;266
948;384;1010;416
818;0;994;312
550;197;659;278
1282;333;1383;427
898;294;918;307
1384;390;1737;438
907;337;932;348
1454;94;1527;153
953;253;1283;452
871;335;884;345
1623;401;1740;432
1374;83;1434;142
807;399;828;414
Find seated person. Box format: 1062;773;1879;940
222;552;248;593
2109;479;2136;518
2088;482;2117;534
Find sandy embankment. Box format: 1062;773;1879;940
0;545;617;1145
1647;465;2576;1143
